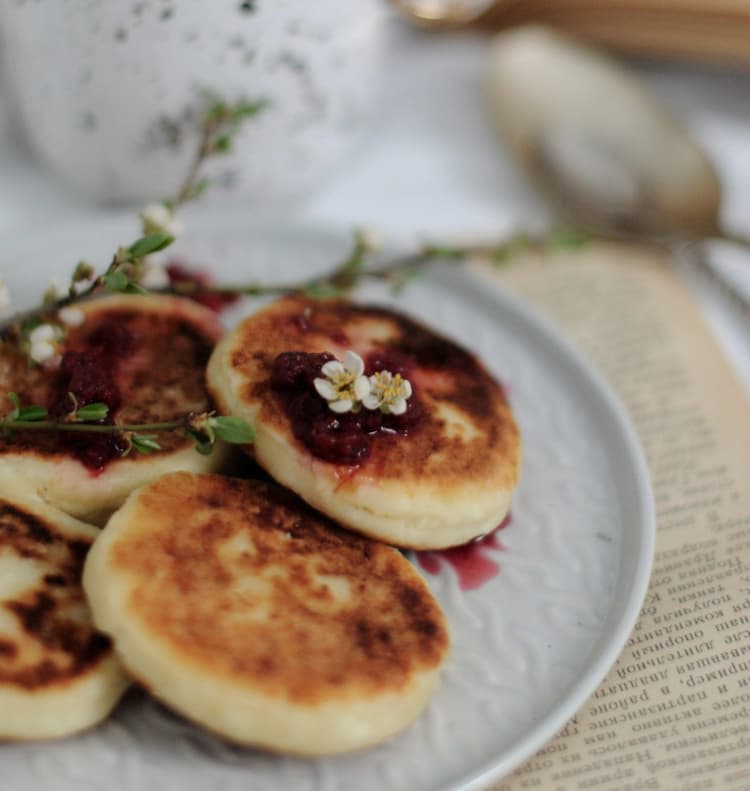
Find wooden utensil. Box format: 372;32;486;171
394;0;750;66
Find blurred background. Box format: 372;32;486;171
1;1;748;225
0;0;748;377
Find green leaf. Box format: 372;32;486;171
232;98;268;119
7;392;20;421
76;403;109;422
131;434;162;453
206;98;229;122
491;247;510;266
17;405;47;421
190;178;211;199
129;233;174;259
212;134;232;154
303;282;345;299
124;282;148;295
391;267;423;295
340;255;365;276
422;244;466;260
114;246;133;265
103;270;130;293
19;318;43;337
186;428;214;455
209;416;255;444
72;261;95;283
548;227;590;250
42;285;61;305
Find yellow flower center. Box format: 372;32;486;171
373;371;404;402
331;370;358;400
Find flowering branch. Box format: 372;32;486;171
171;96;268;209
0;393;255;457
0;225;590;346
0;93;268;346
0;224;588;350
0;232;174;351
156;225;591;301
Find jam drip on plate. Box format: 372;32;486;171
271;351;422;466
416;514;511;591
49;321;136;471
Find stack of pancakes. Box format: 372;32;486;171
1;294;520;754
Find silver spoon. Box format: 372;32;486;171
485;26;750;305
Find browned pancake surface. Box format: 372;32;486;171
0;501;110;690
226;296;519;486
0;298;220;464
109;473;449;703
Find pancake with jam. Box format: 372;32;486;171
207;296;521;549
83;472;450;755
0;294;229;524
0;480;129;739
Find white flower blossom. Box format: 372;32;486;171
44;276;65;302
313;351;371;414
0;278;11;316
58;306;85;327
30;341;57;364
357;227;382;253
362;370;413;415
28;323;63;366
139;253;171;289
140;202;184;239
29;323;62;345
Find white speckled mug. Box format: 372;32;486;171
0;0;387;207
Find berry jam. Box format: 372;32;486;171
49;320;137;471
415;514;511;591
56;352;121;413
270;351;422;465
167;262;239;313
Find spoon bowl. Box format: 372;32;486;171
485;26;726;243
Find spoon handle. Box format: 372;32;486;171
475;0;750;67
395;1;750;67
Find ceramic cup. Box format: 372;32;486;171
0;0;387;207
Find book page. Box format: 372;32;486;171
474;243;750;791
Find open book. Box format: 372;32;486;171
478;242;750;790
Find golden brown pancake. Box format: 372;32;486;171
0;294;230;523
207;296;521;549
83;472;450;755
0;481;129;739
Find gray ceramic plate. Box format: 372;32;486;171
1;219;654;791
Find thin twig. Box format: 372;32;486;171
174;117;216;207
0;235;556;340
0;419;183;434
